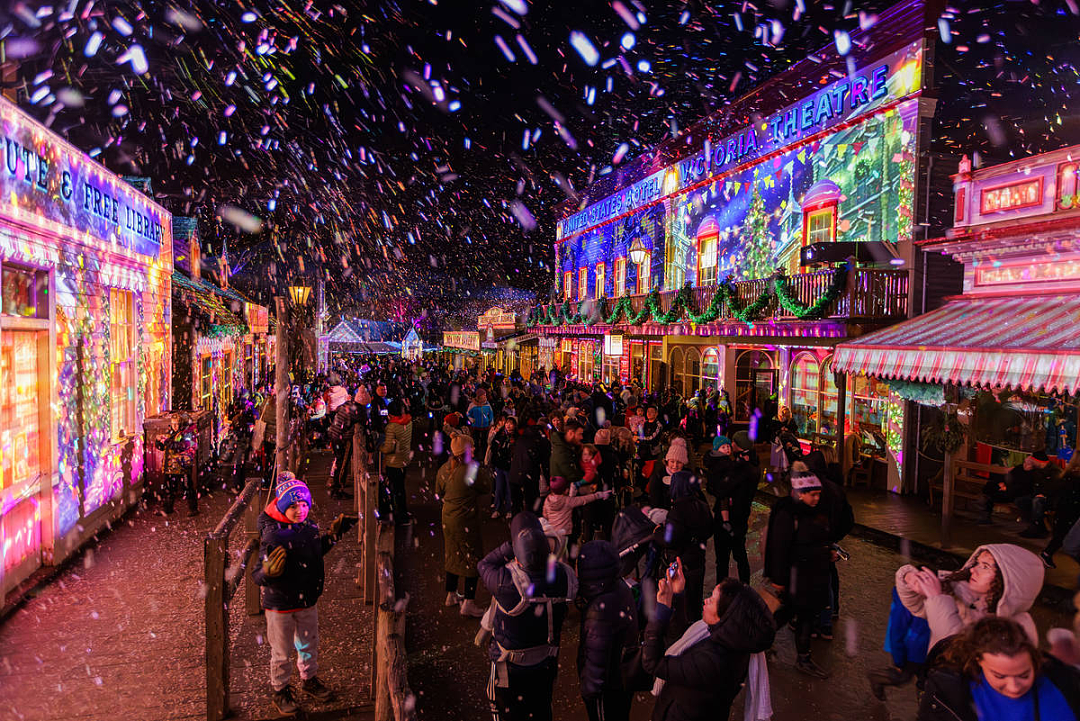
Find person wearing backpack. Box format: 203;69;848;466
577;540;640;721
326;389;364;499
479;512;578;721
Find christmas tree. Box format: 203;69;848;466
741;184;774;279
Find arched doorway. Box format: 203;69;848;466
669;346;685;396
735;350;776;423
684;347;702;395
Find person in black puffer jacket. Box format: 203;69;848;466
509;415;550;515
643;573;776;721
478;512;578;721
764;471;834;679
658;470;713;631
705;432;759;584
577;540;640;721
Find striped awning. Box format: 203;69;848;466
832;294;1080;393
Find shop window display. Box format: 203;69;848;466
2;265;48;319
819;357;839;433
1;331;41;492
735;350;775;423
702;348;720;392
684;347;702;395
109;289;136;439
790;353;821;435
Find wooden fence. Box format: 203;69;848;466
203;478;263;721
351;433;417;721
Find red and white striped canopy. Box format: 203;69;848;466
832;294;1080;393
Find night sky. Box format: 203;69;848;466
3;0;1080;320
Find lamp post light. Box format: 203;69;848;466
628;236;648;266
288;284;312;307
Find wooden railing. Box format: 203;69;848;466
534;267;908;326
204;479;263;721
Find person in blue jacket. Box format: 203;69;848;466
868;586;931;700
252;474;353;716
467;387;494;461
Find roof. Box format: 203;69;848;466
172;271;248;337
832;293;1080;393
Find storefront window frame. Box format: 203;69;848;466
790;352;821;436
669;346;685;396
702;347;720;392
614;257;626;297
635;254;651;295
109;288;136;440
595;262;606;300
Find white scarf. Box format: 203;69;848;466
651;620;710;697
650;621;773;721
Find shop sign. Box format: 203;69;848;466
478;306;517;329
557;40;922;240
604;333;624;356
539;336;557;349
443;330;480;351
0;97;167;257
975;257;1080;287
619;342;630;383
246;304;269;335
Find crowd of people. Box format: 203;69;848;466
236;355;1080;720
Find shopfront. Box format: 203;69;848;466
0;97;172;599
442;330;481;372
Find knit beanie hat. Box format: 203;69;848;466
549;476;569;494
791;471;823;494
665;443;689;465
713;435;732;452
732;430;754;452
594;428;611;446
275;478;313;514
450;433;472;458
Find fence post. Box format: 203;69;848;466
204;533;229;721
244;499;262;616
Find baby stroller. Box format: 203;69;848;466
612;505;667;630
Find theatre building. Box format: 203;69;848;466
0;96;172;599
529;0;956;490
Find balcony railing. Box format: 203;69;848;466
529;267;908;328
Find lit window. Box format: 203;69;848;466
200;356;212;410
563;271;572;300
1058;162;1079;211
595;263;606;299
805;208;835;246
223;351;234;408
1;331;41;490
635;254;651;295
614;258;626;296
578;268;588;301
790;353;821;434
698;228;718;285
110;289;136;439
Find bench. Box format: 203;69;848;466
929;459;1011;509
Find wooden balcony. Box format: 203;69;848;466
533;267;908;328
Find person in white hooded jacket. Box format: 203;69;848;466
895;543;1044;651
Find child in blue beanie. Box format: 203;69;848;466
252;472;354;716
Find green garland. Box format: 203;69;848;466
531;264;848;327
774;263;850;320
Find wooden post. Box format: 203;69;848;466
204;534;229;721
834;371;847;476
244;499;261;616
274;297;289;481
941;384;959;549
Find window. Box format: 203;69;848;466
578;340;595;381
702;348;720;391
1;331;41;490
2;265;48;318
223;351;234;408
1057;162;1079;211
635;254;651;295
697;224;719;285
819;357;839;433
853;374;889;430
734;350;774;422
578;268;588;301
595;263;606;299
684;347;702;395
614;258;626;296
669;346;685;396
109;289;136;439
805;207;836;246
563;271;572;301
790;353;821;435
200;356;212;410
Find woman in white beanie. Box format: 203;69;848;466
649;440;689;510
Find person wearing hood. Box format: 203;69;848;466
435;434;488;618
155;412;199;516
895;543;1044;651
649;440;689;510
643;568;776;721
479;512;578;721
657;470;713;629
764;471;834;678
549;419;586;487
252;474;354;716
576;540;640;721
379;399;414;524
705;431;759;584
509;411;550;515
327;385;364;500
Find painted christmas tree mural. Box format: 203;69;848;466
740;185;774;279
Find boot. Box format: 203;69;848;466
272;686;300;716
445;592;461;607
867;665;912;701
460;599;486;618
795;654;831;679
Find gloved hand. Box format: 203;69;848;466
263;546;287;577
329;513;358;539
721;521;733;535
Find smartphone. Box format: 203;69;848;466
667;560;679;579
